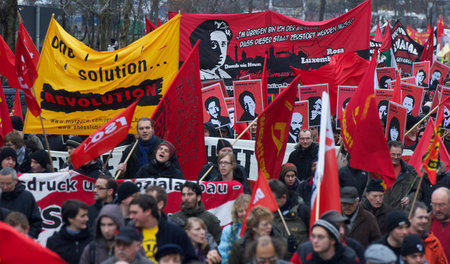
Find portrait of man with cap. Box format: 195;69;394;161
101;226;153;264
290;219;359;264
401;234;428;264
340;186;381;247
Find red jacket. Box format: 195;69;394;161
423;230;448;264
430;216;450;262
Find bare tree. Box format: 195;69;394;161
319;0;325;20
0;0;17;50
120;0;132;46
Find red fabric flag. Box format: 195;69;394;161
15;22;41;117
422;112;443;185
71;100;138;169
391;70;402;104
12;88;23;120
240;170;279;236
381;20;392;52
145;15;157;33
261;55;268;109
310;92;341;227
420;25;434;62
341;50;396;188
0;34;20;88
234;122;251;140
151;42;206;180
255;74;301;180
0;221;65;263
291;52;369;115
374;20;383;43
157;19;161;27
0;83;13;146
437;15;444;39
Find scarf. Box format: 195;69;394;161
137;136;156;167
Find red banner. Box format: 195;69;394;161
376;67;396;89
392;21;424;74
152;43;206;180
171;0;371;96
71;100;138;169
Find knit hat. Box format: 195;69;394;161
366;179;385;192
115;226;141;244
30;150;50;168
279;163;297;180
10;116;23;131
340;186;359;204
364;244;397;264
0;147;17;164
312;219;340;242
117;181;140;203
65;136;83;148
216;139;232;154
401;234;425;257
158;141;176;159
155;243;184;261
386;210;410;233
320;210;350;225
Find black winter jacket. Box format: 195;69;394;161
287;143;319;182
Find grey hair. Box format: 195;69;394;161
0;167;17;180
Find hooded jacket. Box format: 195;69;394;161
46;224;93;264
0;181;42;238
80;204;124;264
290;241;359;264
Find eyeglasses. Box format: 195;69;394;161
256;256;277;264
219;161;232;166
94;185;109;190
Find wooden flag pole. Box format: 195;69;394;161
115;139;139;179
408;172;425;219
277;208;291;236
99;149;114;178
404;100;444;137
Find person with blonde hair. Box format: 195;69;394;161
185;217;220;263
212;152;250;194
218;194;251;263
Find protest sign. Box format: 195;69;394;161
202;83;231;127
288;101;309;144
234;80;263;123
429;61;450;90
337;86;357;129
401;83;424;116
386;102;407;143
412;61;430;88
376;67;396;89
391;20;424;74
299;83;328;127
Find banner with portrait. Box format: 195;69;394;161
299;83;328;127
376;67;396;89
429;61;450;91
391;20;424;74
401;83;424;116
412;61;430;88
233;80;263;123
23;15;180;135
337;86;357;129
439;87;450;130
288;100;309;144
202;79;228;97
385;102;407;143
202;83;231;127
170;0;371;96
375;89;394;121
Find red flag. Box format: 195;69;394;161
261;55;268;109
381;20;392;52
240;170;279;236
255;74;301;180
15;22;41;117
342;50;396;188
71;100;138;169
12;88;23;120
157;19;161;27
145;15;157;33
310;92;341;227
151;42;206;180
0;221;65;263
234;122;251;140
422;112;443;185
291;52;369;115
0;83;13;146
391;70;402;104
0;34;20;88
374;20;383;43
420;25;434;62
437;15;444;40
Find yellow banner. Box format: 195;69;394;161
24;15;180;135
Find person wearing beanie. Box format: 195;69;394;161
290;219;359;264
136;141;184;179
29;149;51;173
400;234;428;264
196;138;248;182
115;181;140;224
375;210;411;263
365;244;397;264
362;178;393;233
0;147;18;170
279;163;301;193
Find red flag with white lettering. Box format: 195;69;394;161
240;170;279;236
310;92;341;227
71;100;138;169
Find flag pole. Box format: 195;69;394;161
115;139;139;179
199;117;259;182
315;92;329;222
405;99;447;136
408;171;425;218
99;149;114;178
38;114;54;172
277;208;291;236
